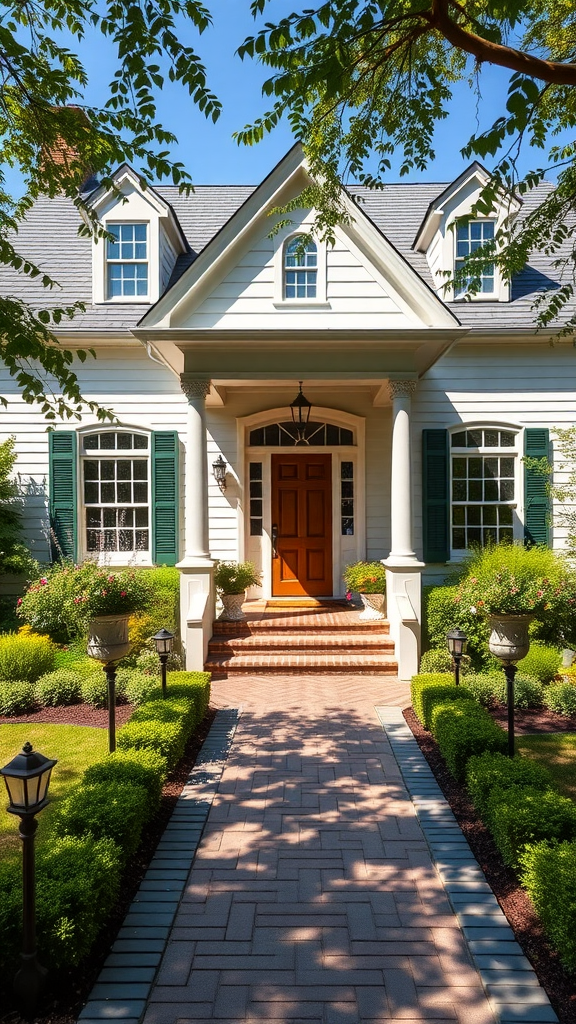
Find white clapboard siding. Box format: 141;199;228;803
414;340;576;578
180;222;418;332
0;348;188;563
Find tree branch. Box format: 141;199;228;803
428;0;576;85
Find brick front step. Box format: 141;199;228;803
205;652;399;676
212;616;390;637
208;633;395;654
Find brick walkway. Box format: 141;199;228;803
142;675;497;1024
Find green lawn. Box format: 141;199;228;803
518;733;576;801
0;724;108;863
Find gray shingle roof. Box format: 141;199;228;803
0;175;565;333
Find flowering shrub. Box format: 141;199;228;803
17;561;152;642
455;543;576;618
342;561;386;594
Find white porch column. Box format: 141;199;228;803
384;379;424;681
177;377;215;671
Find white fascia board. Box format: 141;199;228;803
84;165;187;252
339;190;460;329
139;145;309;329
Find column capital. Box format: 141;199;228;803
388;379;417;400
181;377;211;400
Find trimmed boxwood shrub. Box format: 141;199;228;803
0;631;55;683
51;781;150;866
0;835;121;975
544;682;576;717
163;672;211;718
117;668;159;706
117;719;185;771
35;669;82;707
466;751;553;819
83;748;168;815
521;841;576;972
419;648;472;675
410;673;453;725
0;680;36;716
486;786;576;869
418;684;475;732
80;670;127;708
431;700;507;780
516;644;561;685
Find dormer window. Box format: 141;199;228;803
455;220;495;297
106;223;148;299
284;236;317;299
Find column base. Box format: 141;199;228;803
177;559;215;671
382;559;424;682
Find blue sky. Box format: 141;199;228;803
16;2;571;189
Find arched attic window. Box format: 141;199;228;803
284;235;317;299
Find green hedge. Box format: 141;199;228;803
521;841;576;972
35;669;82;707
83;748;168;815
431;700;507;780
466;751;553;819
485;786;576;869
50;781;150;867
410;673;453;725
544;682;576;717
0;668;211;986
419;683;475;731
0;680;36;716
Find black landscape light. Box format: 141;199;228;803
153;627;175;699
1;742;57;1018
446;628;467;687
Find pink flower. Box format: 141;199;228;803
537;590;544;597
17;598;22;606
40;578;48;585
120;590;127;597
101;589;107;596
346;591;352;601
108;575;115;582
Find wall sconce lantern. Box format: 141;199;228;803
290;381;312;446
212;455;227;492
446;628;468;687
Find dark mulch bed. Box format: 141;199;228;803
488;702;576;734
0;703;217;1024
0;703;134;728
404;706;576;1024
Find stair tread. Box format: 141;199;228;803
209;634;394;648
206;652;398;666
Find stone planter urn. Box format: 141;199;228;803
359;593;386;621
87;614;131;664
488;613;533;664
218;593;246;622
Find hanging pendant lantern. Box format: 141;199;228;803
290;382;312;446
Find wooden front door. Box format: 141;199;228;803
271;454;332;597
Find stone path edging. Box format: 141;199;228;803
376;708;559;1024
77;708;241;1024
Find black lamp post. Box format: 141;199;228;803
153;628;175;699
0;742;57;1018
290;382;312;446
446;628;467;687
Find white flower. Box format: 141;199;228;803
470;606;477;615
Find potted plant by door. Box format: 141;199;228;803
214;561;262;621
77;565;151;663
343;561;387;620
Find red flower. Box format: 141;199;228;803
17;598;22;606
120;590;127;597
108;575;115;582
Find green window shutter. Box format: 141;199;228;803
524;428;550;547
152;431;179;566
49;431;77;561
422;429;449;563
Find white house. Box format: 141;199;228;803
0;144;569;679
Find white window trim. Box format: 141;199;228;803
453;218;497;300
448;422;524;562
105;222;149;301
93;216;161;305
273;227;329;307
78;427;153;566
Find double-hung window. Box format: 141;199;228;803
82;431;150;554
455;220;495;296
451;428;517;551
284;235;317;299
106;223;148;299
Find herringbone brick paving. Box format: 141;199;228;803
143;673;497;1024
